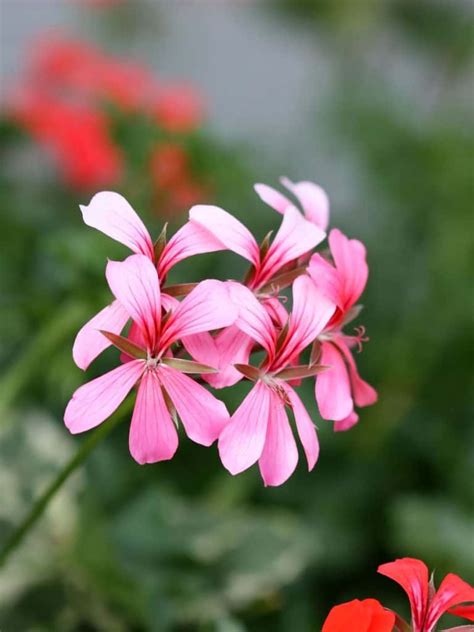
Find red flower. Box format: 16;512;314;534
32;35;155;111
8;34;206;195
51;107;123;189
322;599;395;632
152;83;204;132
150;142;209;214
12;92;122;189
150;142;189;189
169;180;209;208
378;557;474;632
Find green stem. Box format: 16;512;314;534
0;398;133;567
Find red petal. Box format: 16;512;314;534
448;604;474;621
425;573;474;631
378;558;429;632
322;599;394;632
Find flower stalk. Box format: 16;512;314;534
0;398;132;567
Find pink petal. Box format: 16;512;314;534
263;296;288;327
161;292;178;312
129;369;178;464
285;353;302;388
425;574;474;631
228;282;277;358
169;311;247;389
218;381;272;475
206;325;255;388
258;391;298;486
328;229;368;310
156;364;229;446
258;206;326;287
280;177;330;231
181;331;220;368
189;204;260;266
253;182;291;214
64;359;145;433
334;411;359;432
274;275;335;370
377;558;429;632
290;274;335;349
106;254;161;350
158;220;224;278
315;342;353;421
337;338;378;408
159;280;237;350
80;191;154;259
284;385;319;471
307;253;344;310
73;299;129;370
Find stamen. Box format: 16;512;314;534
274;383;291;406
264;375;292;406
351;326;369;352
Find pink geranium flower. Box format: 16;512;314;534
217;275;335;486
73;191;223;371
189;200;326;292
254;176;330;231
65;254;237;464
188;197;326;387
378;557;474;631
307;228;377;430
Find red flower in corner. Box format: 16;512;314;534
378;557;474;631
322;598;395;632
11;92;122;189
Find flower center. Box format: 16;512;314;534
146;352;160;368
262;374;291;406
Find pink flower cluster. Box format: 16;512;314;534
65;178;377;486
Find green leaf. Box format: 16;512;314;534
100;330;147;360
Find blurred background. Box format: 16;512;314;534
0;1;473;630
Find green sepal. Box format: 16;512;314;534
234;364;261;381
100;330;147;360
161;357;218;374
275;364;329;381
153;222;168;260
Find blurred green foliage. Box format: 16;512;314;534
0;1;473;630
